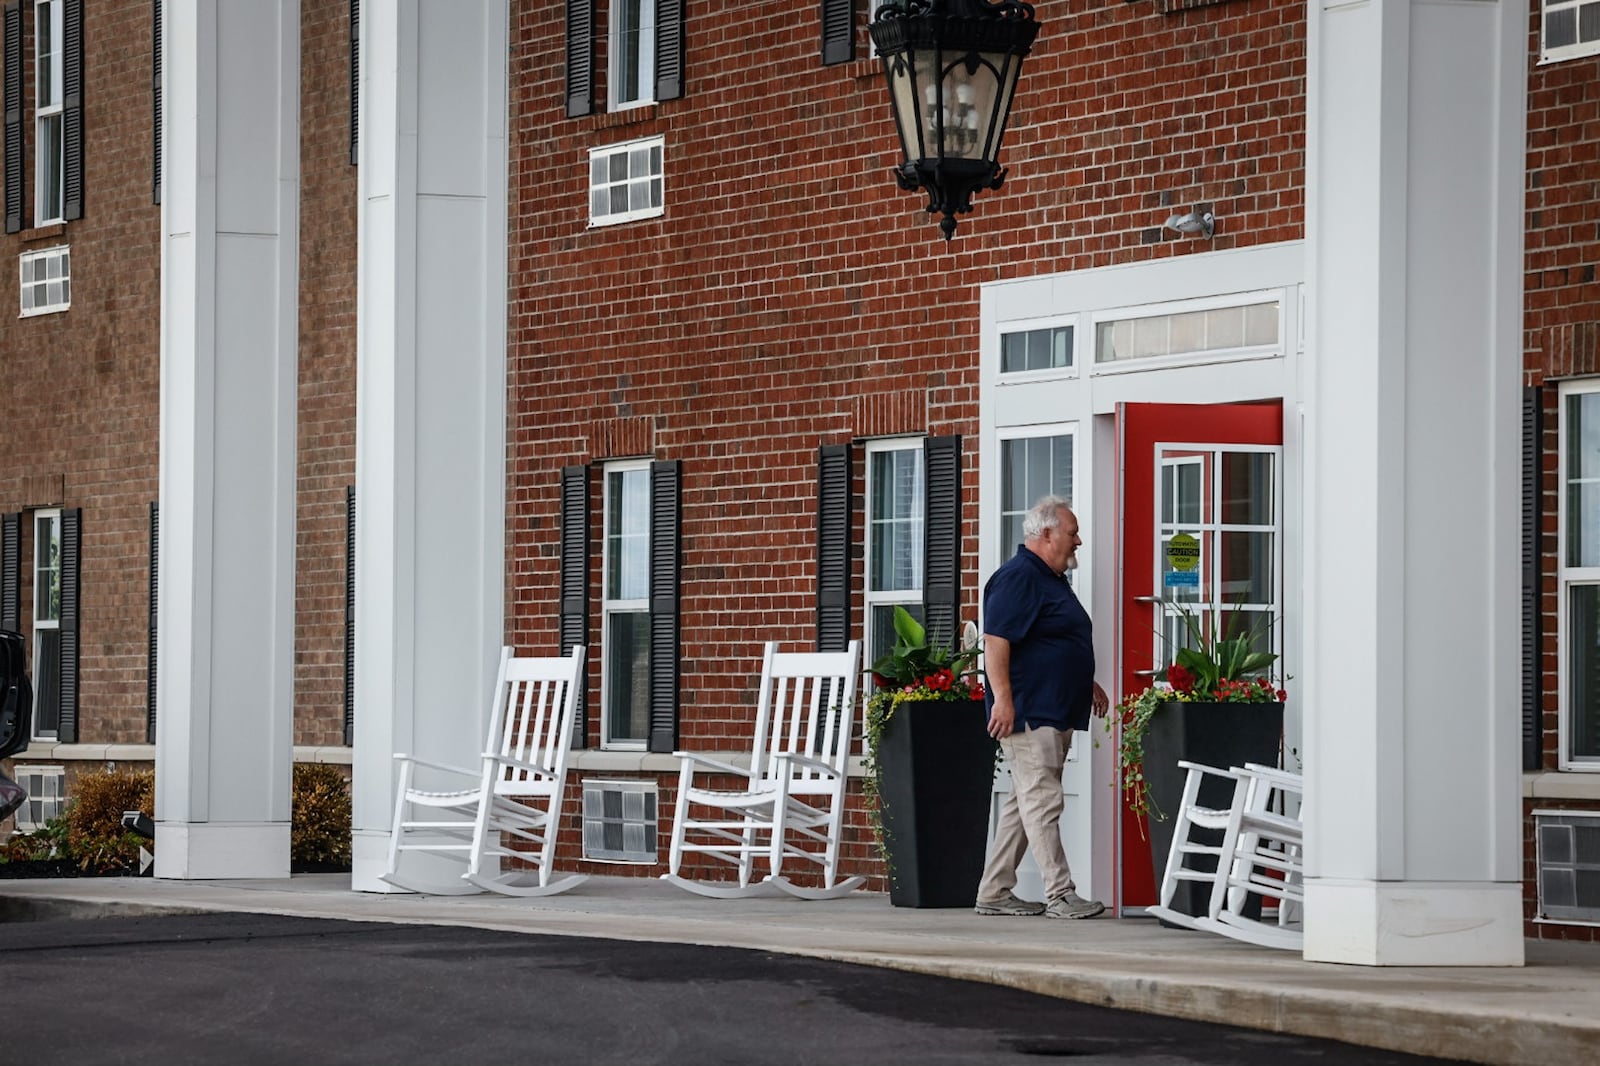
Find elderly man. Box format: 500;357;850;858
975;495;1108;919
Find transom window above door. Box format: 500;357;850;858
1095;297;1279;367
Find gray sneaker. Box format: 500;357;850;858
974;891;1046;917
1044;890;1106;919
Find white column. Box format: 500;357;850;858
155;0;299;879
1302;0;1526;964
349;0;509;892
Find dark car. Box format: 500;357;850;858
0;630;33;820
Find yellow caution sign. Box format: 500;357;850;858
1166;532;1200;572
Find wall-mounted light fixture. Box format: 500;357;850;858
1164;206;1215;239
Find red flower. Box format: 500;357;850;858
969;680;985;700
1167;663;1195;694
925;669;953;692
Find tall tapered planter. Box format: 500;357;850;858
1144;700;1284;919
873;697;997;908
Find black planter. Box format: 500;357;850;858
874;697;997;908
1143;700;1284;920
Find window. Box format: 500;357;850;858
32;0;62;224
1543;0;1600;62
564;0;682;118
998;428;1073;563
608;0;655;109
19;244;69;315
11;765;64;830
1095;299;1278;366
1560;383;1600;768
865;440;924;675
602;461;651;748
1000;323;1073;375
31;509;60;740
589;136;664;226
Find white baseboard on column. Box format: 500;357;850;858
1303;879;1525;966
153;823;291;880
350;829;409;893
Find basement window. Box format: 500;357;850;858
19;246;71;317
589;136;664;227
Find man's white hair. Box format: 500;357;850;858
1022;495;1072;539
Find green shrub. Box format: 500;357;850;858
292;762;352;867
2;815;70;862
65;767;154;874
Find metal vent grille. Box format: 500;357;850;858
582;779;657;863
1536;810;1600;922
12;765;65;831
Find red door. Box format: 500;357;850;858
1114;401;1284;910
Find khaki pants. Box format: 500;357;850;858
977;724;1075;903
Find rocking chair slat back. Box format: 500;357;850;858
756;644;859;783
490;651;582;793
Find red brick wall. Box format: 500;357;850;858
0;0;161;745
506;0;1306;880
295;1;359;748
1523;10;1600;938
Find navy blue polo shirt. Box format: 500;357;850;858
982;545;1096;732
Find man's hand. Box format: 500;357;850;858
988;697;1016;739
1091;682;1110;719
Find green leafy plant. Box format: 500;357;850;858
1108;602;1286;825
863;606;987;869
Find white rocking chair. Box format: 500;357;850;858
1145;759;1245;931
662;640;863;900
382;645;588;897
1196;762;1305;950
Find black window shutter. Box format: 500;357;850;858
646;460;681;753
57;508;81;743
821;0;855;66
348;0;359;166
655;0;684;101
1;513;19;632
3;1;21;234
922;435;962;653
61;0;83;221
152;0;162;203
816;443;853;652
344;486;356;746
560;466;591;748
147;503;158;742
1523;387;1544;772
565;0;594;118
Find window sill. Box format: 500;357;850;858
1524;770;1600;801
16;223;66;245
591;104;658;131
7;743;352;765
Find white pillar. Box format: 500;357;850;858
155;0;299;879
1302;0;1526;964
349;0;509;892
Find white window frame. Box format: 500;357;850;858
1540;0;1600;63
601;460;651;751
1558;379;1600;770
995;423;1077;568
864;438;925;679
607;0;657;111
996;315;1079;384
588;136;665;228
1089;289;1282;376
19;244;70;316
33;0;65;227
11;765;65;831
31;509;61;742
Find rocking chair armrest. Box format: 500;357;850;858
1175;759;1243;781
1236;763;1303;790
772;752;841;778
671;751;752;779
480;752;558;780
392;753;480;779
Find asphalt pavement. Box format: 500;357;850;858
3;911;1466;1065
1;874;1596;1066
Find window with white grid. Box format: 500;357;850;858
12;766;65;831
589;137;664;227
865;439;925;679
1542;0;1600;62
19;246;71;316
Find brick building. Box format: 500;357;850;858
1;0;1596;959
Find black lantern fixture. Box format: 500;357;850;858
868;0;1040;241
